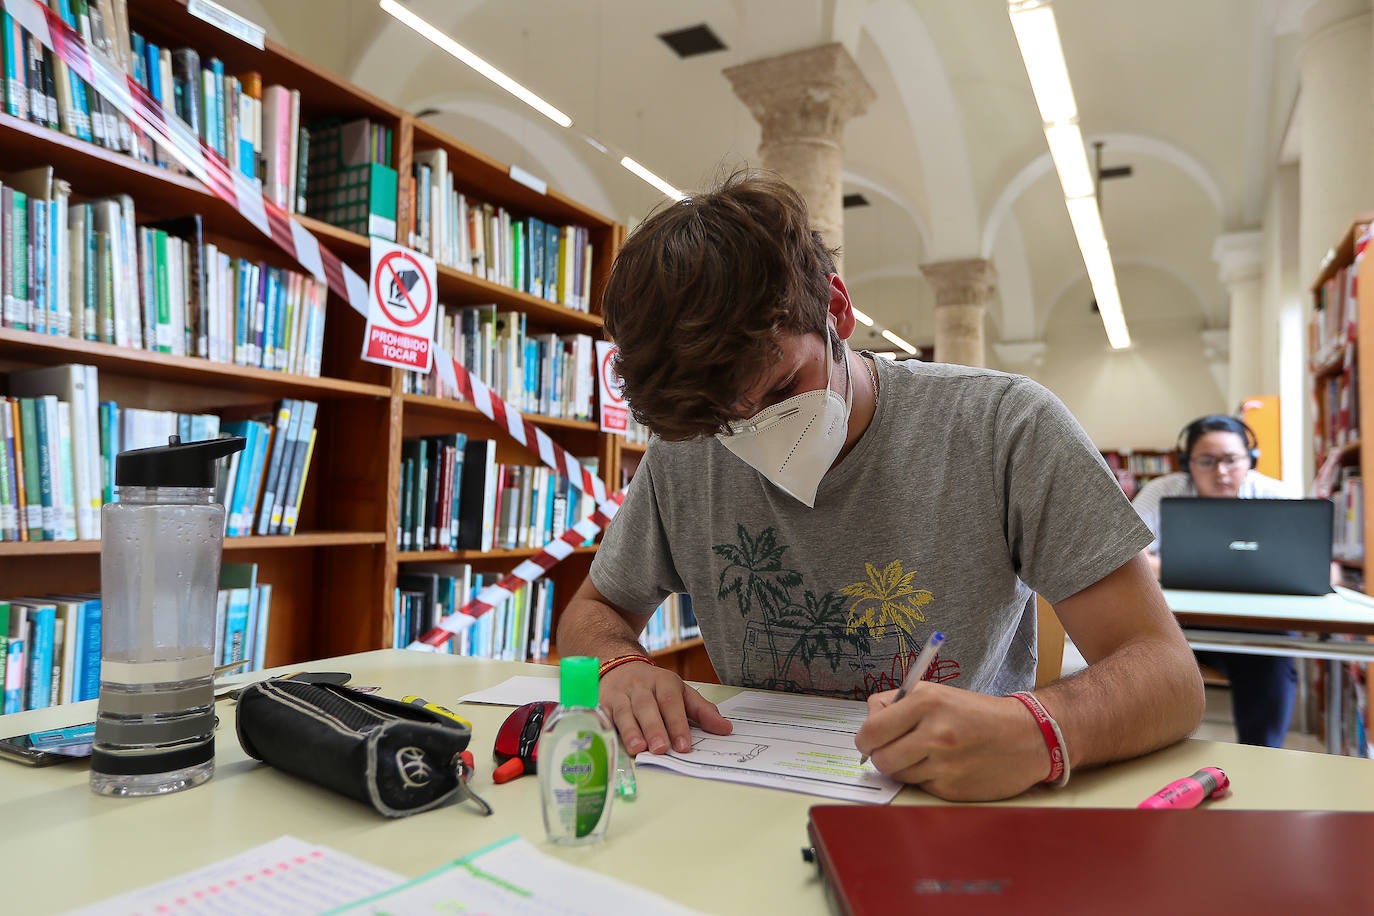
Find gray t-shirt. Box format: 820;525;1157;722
590;358;1153;700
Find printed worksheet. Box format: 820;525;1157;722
636;692;902;803
70;836;404;916
328;835;704;915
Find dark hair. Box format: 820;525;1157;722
601;170;839;440
1175;414;1260;468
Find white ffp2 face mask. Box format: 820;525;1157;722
716;334;853;508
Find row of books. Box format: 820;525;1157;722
403;305;596;421
0;563;273;713
1;593;101;712
219;398;319;538
394;565;554;662
0;363;318;541
409;148;595;311
638;593;700;654
215;562;272;675
2;5;297;209
398;434;598;553
1333;468;1365;564
1309;229;1364;371
0;169;329;375
1314;356;1359;461
1;3;135;154
2;5;403;246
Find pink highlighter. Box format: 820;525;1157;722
1137;766;1230;809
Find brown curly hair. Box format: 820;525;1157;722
602;171;839;440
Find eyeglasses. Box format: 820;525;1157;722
1190;454;1249;471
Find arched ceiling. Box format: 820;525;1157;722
217;0;1303;361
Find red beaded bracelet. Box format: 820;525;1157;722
598;653;654;678
1009;691;1070;787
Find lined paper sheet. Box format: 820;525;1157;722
328;835;705;915
636;692;901;804
70;836;404;916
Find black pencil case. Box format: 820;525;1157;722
235;678;491;818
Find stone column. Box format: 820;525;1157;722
724;44;875;273
1300;0;1374;282
1213;230;1265;410
920;259;997;367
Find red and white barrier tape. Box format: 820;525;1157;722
406;490;625;650
10;0;625;646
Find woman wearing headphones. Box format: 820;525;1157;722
1131;414;1295;748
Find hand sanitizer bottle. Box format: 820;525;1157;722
539;656;615;844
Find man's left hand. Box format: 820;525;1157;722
855;682;1052;801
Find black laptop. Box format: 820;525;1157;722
1159;498;1334;595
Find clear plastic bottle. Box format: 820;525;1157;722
538;656;616;844
90;435;244;797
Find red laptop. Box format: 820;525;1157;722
806;805;1374;915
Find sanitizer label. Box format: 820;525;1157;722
552;730;610;837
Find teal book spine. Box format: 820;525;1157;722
25;603;55;711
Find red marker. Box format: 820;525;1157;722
1137;766;1230;809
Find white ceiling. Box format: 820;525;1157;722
223;0;1312;358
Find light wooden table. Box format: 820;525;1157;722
1164;586;1374;753
2;649;1373;915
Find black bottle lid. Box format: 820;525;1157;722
115;435;247;488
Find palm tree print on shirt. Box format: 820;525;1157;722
713;526;955;697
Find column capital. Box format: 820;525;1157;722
1200;327;1231;359
992;340;1048;369
1212;230;1264;285
724;43;876;143
920;258;999;307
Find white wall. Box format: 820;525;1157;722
1025;269;1225;450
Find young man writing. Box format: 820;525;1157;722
557;172;1203;801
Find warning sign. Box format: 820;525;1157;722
362;240;438;372
596;340;629;434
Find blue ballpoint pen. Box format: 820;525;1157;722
858;631;946;766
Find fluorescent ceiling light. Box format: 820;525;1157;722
1044;123;1094;199
1064;196;1108;253
1008;0;1077;124
1091;283;1132;350
851;307;875;327
620;156;687;201
881;329;919;356
1010;0;1130;350
379;0;572;128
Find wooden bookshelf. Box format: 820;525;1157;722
1307;217;1374;756
0;0;709;689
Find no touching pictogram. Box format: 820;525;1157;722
363;240;439;372
374;249;432;328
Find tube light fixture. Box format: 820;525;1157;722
881;329;919;356
851;307;875;327
1009;0;1130;349
1044;123;1094;199
379;0;573;128
620;157;687;201
1007;0;1077;123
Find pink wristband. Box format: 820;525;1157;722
1009;691;1070;786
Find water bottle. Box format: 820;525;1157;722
90;434;245;797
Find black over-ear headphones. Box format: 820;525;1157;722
1174;415;1260;472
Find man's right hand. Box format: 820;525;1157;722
601;660;733;754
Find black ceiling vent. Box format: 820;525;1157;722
658;24;727;59
842;193;870;209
